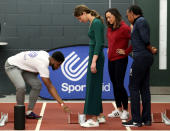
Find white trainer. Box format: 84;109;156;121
108;110;122;118
81;119;99;127
120;110;129;120
97;116;106;123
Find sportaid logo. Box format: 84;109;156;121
61;51;89;81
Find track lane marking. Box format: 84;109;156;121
35;102;47;131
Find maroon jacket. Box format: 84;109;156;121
107;21;132;61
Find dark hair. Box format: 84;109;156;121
74;5;104;23
105;8;122;29
127;5;143;16
52;51;65;63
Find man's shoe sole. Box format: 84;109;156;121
122;123;142;127
26;116;42;119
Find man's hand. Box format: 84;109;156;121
62;104;71;113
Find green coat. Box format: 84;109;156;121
84;18;105;116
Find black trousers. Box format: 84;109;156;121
108;57;128;110
129;55;153;123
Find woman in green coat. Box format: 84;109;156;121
74;5;105;127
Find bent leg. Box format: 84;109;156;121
22;72;42;110
5;61;26;105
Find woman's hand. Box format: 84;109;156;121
91;62;97;73
147;45;158;55
150;46;158;54
116;49;126;55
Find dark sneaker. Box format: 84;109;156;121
122;120;142;127
26;112;42;119
143;121;152;126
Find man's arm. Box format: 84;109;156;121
41;77;71;113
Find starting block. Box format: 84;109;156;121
68;113;78;124
151;112;163;123
68;113;86;124
165;109;170;119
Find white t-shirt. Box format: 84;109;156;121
7;50;50;78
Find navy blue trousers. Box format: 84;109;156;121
129;55;153;123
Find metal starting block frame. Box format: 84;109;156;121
68;113;86;124
0;112;8;126
165;109;170;119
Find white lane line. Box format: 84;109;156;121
35;102;47;131
112;102;131;131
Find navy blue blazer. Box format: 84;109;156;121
131;16;152;57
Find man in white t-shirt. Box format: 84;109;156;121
5;50;70;119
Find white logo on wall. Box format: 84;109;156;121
61;51;89;81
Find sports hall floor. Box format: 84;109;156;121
0;94;170;131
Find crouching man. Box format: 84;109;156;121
5;50;70;119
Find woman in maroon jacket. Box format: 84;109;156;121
105;8;132;120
